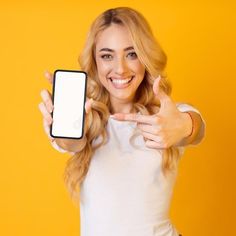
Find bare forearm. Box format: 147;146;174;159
55;136;87;153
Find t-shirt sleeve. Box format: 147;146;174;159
176;102;206;145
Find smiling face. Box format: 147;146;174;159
95;23;146;112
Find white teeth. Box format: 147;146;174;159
111;77;133;84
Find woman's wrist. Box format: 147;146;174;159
55;136;87;153
174;112;194;147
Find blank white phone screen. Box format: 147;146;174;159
51;71;86;139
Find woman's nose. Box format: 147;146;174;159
114;58;128;75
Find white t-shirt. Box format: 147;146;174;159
51;103;205;236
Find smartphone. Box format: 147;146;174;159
50;69;87;139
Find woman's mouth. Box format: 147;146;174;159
109;76;134;89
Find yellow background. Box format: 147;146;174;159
1;0;235;235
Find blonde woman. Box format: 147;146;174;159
39;7;205;236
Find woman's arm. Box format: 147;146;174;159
175;102;206;147
53;137;87;153
110;77;206;149
39;70;93;154
175;110;205;147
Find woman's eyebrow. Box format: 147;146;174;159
99;46;134;52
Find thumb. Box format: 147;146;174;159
153;75;170;102
85;98;93;114
153;75;176;115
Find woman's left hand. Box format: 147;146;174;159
111;76;193;149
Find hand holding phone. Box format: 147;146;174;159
39;70;93;152
50;70;87;139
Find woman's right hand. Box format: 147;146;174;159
38;71;93;153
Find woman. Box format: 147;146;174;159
39;7;205;236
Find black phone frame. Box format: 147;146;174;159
49;69;87;140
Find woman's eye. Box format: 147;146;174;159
127;52;137;59
101;54;113;60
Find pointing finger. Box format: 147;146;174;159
111;113;160;125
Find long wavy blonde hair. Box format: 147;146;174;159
64;7;180;203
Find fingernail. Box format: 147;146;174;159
157;75;161;80
110;115;115;118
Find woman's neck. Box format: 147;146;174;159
110;97;135;114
